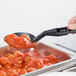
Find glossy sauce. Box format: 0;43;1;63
0;38;70;76
4;34;35;49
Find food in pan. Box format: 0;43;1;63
0;34;70;76
0;50;59;76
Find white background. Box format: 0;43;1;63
0;0;76;50
38;72;76;76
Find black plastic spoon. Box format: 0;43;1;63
4;27;76;42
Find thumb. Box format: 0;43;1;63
68;23;76;30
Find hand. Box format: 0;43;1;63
68;15;76;30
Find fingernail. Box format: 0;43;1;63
68;25;75;35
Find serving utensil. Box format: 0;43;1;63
4;27;76;42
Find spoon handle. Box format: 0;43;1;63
45;27;76;36
33;27;76;42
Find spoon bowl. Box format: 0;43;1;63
4;32;35;42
